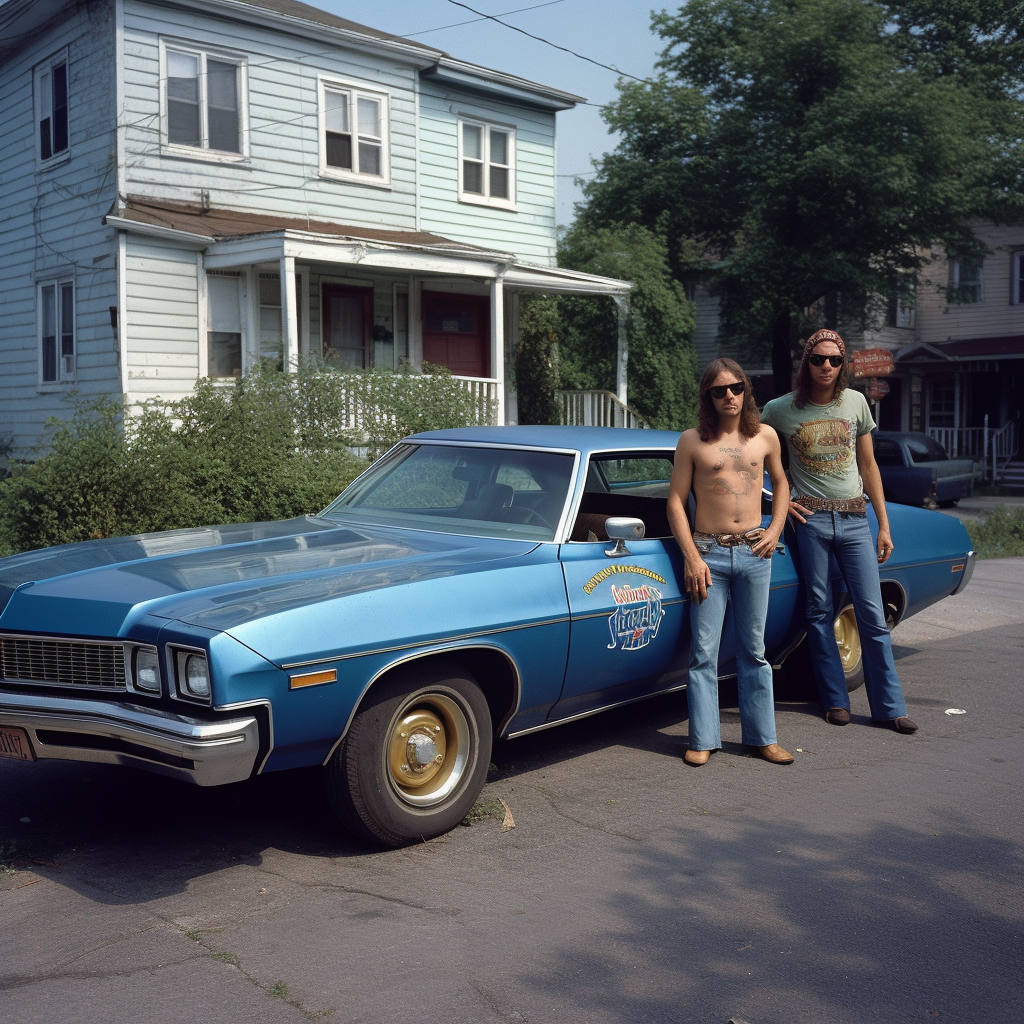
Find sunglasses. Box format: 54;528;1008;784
708;381;746;400
809;354;845;368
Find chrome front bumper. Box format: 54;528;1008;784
0;690;266;786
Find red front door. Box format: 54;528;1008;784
421;292;489;377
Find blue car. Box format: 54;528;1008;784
0;426;975;845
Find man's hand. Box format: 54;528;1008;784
684;557;711;602
787;499;813;526
750;526;783;559
877;526;894;564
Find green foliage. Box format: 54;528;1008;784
964;507;1024;559
578;0;1024;391
515;294;560;425
557;223;699;429
0;363;487;555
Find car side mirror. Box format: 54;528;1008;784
604;517;645;558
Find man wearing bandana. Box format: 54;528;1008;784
762;329;918;734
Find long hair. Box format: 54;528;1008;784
794;329;849;409
697;358;761;441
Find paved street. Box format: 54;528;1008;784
2;558;1022;1024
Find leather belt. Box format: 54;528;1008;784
795;495;867;513
693;528;765;547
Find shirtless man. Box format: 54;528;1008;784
667;358;793;766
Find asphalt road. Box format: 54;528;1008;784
2;559;1022;1024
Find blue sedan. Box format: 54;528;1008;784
0;427;975;845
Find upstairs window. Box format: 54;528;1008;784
952;259;984;303
162;43;246;157
459;119;515;210
39;279;75;384
1012;252;1024;305
319;79;390;184
35;51;69;162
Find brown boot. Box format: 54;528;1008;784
683;748;711;767
756;743;795;765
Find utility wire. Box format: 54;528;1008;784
444;0;648;82
404;0;567;37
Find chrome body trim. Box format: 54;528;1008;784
950;550;976;596
0;690;265;786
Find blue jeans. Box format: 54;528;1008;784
686;540;777;751
793;511;907;720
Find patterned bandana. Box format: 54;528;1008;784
803;329;846;359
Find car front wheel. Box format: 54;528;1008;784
325;664;492;846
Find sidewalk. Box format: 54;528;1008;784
936;493;1024;521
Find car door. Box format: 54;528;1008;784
553;452;689;720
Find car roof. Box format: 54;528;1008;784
409;425;682;455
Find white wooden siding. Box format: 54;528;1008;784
0;0;121;456
417;86;558;264
124;240;201;402
121;0;421;229
916;225;1024;344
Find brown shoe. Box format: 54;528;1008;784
756;743;795;765
892;716;919;734
826;707;851;726
683;748;711;767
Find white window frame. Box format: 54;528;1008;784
953;259;984;303
159;39;248;161
317;77;391;186
1012;251;1024;305
205;271;246;379
458;117;516;211
38;277;76;387
34;48;70;166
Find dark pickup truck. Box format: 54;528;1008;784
872;431;974;508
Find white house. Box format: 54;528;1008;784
0;0;631;456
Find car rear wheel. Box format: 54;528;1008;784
775;605;865;701
325;664;492;846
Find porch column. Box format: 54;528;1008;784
408;277;422;370
613;294;630;409
280;254;299;370
491;274;506;424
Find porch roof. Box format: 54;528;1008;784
897;335;1024;363
105;197;631;297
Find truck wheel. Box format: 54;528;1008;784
325;664;492;847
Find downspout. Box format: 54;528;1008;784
613;293;630;413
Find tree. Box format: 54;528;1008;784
557;223;699;429
578;0;1024;394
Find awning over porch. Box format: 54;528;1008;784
896;335;1024;364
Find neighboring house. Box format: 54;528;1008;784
0;0;630;456
690;223;1023;469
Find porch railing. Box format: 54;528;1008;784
556;390;652;429
928;418;1018;479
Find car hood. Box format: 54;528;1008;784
0;516;540;638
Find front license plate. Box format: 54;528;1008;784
0;725;35;762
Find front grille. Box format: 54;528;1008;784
0;636;127;692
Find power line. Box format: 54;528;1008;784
444;0;648;82
404;0;567;37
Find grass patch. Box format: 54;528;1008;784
213;951;239;966
269;981;289;999
460;799;506;826
1;839;17;875
964;506;1024;559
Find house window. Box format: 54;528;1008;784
459;119;515;209
207;273;243;377
886;285;916;328
1012;252;1024;305
35;51;69;162
39;279;75;384
162;43;245;156
952;259;983;303
319;79;389;183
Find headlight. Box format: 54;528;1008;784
132;646;161;694
174;649;211;701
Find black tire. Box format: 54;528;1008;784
775;605;865;701
325;663;492;846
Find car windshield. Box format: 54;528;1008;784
320;443;576;541
906;436;949;463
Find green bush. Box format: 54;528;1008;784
0;363;487;556
964;507;1024;560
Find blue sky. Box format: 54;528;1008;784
315;1;665;226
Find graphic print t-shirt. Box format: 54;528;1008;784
761;389;875;500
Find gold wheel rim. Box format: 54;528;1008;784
834;606;862;675
385;694;470;807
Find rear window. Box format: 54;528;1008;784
905;436;949;463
